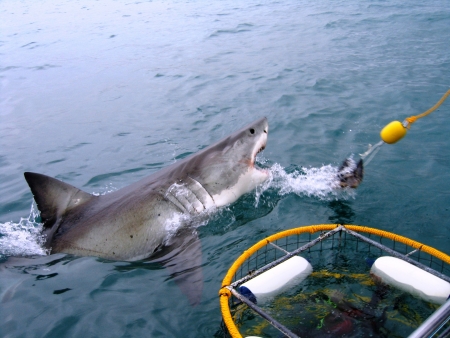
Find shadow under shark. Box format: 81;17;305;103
24;117;270;305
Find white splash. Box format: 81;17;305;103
255;162;356;206
164;212;188;239
163;210;210;244
92;183;118;196
0;204;48;258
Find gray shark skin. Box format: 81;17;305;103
24;117;269;304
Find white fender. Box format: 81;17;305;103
242;256;312;302
370;256;450;305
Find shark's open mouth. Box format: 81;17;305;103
249;122;268;171
251;138;268;173
252;142;266;162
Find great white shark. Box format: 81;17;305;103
24;117;269;304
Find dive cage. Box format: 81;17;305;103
219;224;450;338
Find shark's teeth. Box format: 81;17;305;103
255;145;265;157
252;141;267;166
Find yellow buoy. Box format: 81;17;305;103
380;120;407;144
379;90;449;145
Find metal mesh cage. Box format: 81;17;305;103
219;224;450;338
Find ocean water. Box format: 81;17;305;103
1;0;449;337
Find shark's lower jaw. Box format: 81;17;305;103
251;130;267;165
211;171;267;207
252;132;269;178
254;165;269;178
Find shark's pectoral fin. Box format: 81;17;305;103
148;228;204;306
24;172;96;244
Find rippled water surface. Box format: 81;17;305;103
1;0;449;337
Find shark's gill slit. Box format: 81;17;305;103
186;176;215;210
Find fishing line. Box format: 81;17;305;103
359;141;384;166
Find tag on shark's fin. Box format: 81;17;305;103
149;228;204;306
24;172;95;229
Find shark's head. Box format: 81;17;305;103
189;117;269;207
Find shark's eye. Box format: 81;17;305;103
249;128;255;134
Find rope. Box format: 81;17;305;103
345;225;450;264
405;89;450;127
219;288;242;338
219;224;450;338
